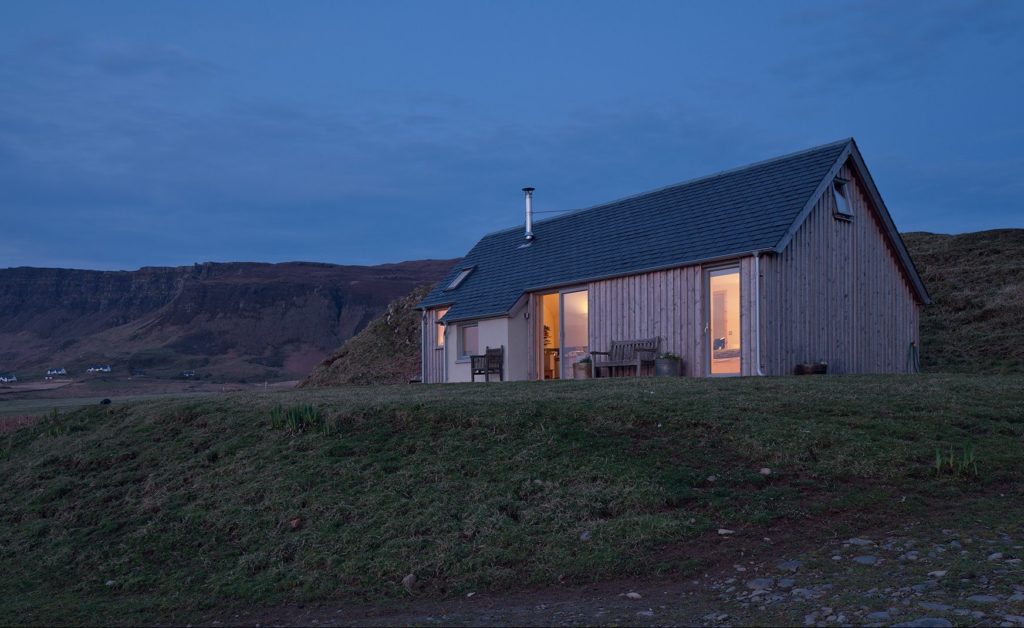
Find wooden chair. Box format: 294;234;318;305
591;337;660;378
471;346;504;382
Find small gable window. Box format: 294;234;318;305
445;267;474;291
833;178;853;220
458;323;478;358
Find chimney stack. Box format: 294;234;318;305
523;187;535;241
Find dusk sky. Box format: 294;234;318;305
1;1;1022;270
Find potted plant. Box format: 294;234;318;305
573;356;593;379
655;352;683;377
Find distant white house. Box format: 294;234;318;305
87;365;112;373
45;367;68;380
0;373;16;383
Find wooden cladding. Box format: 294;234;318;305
421;308;446;383
759;162;920;375
585;260;757;377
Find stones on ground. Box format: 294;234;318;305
718;528;734;536
847;537;874;546
777;559;801;572
918;601;951;612
625;591;642;600
893;619;953;628
746;577;774;590
803;612;818;626
988;552;1005;561
288;517;302;530
778;578;795;589
105;580;115;586
707;475;718;482
401;573;416;593
967;594;999;604
927;570;947;577
579;530;592;542
1009;593;1024;602
866;611;891;622
636;610;654;617
854;555;879;565
759;467;772;476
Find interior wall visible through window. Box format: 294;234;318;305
435;307;449;348
459;323;478;358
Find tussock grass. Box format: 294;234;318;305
2;374;1023;624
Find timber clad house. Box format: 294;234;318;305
417;138;930;383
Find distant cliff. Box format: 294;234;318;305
0;260;455;381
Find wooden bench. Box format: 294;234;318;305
591;337;660;378
471;346;504;382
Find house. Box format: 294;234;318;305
87;365;112;373
45;367;68;379
0;373;16;383
417;138;930;382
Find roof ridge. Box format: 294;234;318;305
476;137;853;239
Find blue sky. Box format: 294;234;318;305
1;1;1022;270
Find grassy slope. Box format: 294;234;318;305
904;229;1024;373
2;374;1024;624
299;285;431;387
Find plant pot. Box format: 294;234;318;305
655;358;682;377
573;362;592;379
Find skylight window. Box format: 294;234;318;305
833;178;853;219
445;267;474;291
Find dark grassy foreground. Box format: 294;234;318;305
2;375;1023;625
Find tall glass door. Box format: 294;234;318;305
560;290;589;379
708;268;741;376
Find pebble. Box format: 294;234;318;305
718;528;735;536
918;601;951;612
625;592;642;600
803;613;817;626
927;570;947;577
636;610;655;617
707;475;718;482
759;467;772;475
893;619;953;628
746;578;774;590
777;560;802;572
579;530;592;541
866;611;891;622
1010;593;1024;602
778;578;795;589
847;538;874;546
401;573;417;593
854;555;879;565
967;594;999;604
989;552;1005;561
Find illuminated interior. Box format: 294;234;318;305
560;290;589;379
541;293;560;379
435;307;448;347
539;290;589;380
709;269;741;375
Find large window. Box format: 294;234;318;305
434;307;449;348
708;267;741;376
458;323;478;358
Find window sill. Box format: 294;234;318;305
435;347;444;351
455;358;471;364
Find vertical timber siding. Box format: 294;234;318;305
421;308;446;383
584;261;755;377
761;162;920;375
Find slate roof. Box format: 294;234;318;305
418;138;917;322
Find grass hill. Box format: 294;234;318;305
903;229;1024;373
299;285;432;387
2;375;1023;624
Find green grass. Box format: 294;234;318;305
2;374;1024;625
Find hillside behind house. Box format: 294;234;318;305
300;285;433;387
903;229;1024;373
0;260;455;382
